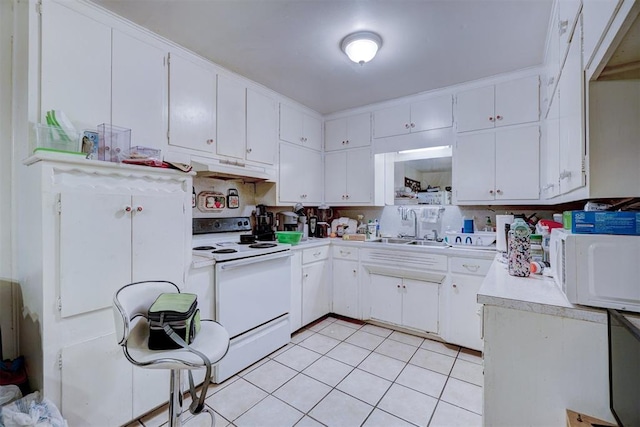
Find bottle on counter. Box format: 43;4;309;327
484;216;493;232
508;217;531;277
529;234;544;263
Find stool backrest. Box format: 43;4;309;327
113;281;180;345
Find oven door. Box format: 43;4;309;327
215;251;292;338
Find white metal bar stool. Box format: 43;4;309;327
113;281;229;427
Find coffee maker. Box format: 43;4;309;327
317;204;333;238
277;211;298;231
254;204;275;241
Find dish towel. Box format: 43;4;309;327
421;206;444;223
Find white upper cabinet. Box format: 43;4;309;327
215;75;278;165
40;1;111;129
541;92;561;199
280;104;323;151
246;88;278;165
112;30;166;151
558;19;586;195
216;74;247;160
168;51;217;153
373;94;453;139
454;125;540;203
325;113;371;151
557;0;582;65
279;143;323;204
324;148;372;204
582;0;623;71
456;76;540;132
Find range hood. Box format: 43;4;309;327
190;156;277;183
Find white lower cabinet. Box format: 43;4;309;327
331;246;360;319
370;274;439;333
442;257;493;351
21;155;191;426
301;246;331;325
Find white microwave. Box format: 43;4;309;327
550;229;640;313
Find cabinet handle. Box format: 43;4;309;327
340;250;351;256
496;115;503;121
304;273;309;278
462;264;480;272
353;269;357;275
300;137;305;143
313;251;321;257
206;139;214;145
402;285;406;289
397;284;401;288
488;117;494;122
496;189;502;195
542;183;555;191
452;283;457;288
489;190;494;195
548;76;555;86
136;206;143;212
410;123;415;128
346;140;349;144
345;194;350;199
247;148;252;153
404;123;410;129
124;205;132;212
559;170;572;180
559;19;568;35
342;140;346;145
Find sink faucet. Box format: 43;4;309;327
408;209;418;238
424;229;438;241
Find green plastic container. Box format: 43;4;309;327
275;231;303;245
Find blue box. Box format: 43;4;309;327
571;211;640;235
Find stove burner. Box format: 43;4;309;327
249;243;278;249
193;246;216;250
212;248;238;254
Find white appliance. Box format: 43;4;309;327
192;217;292;382
550;228;640;313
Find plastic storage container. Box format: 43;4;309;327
34;124;82;154
275;231;303;245
118;146;162;166
98;124;131;162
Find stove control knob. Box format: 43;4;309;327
214;222;220;228
237;221;242;226
244;220;249;226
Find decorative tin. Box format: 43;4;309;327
227;189;239;209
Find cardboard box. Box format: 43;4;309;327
570;210;640;235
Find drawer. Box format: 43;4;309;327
449;257;493;276
332;246;358;261
302;245;330;264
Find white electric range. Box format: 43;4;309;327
192;217;292;383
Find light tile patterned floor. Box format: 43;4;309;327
126;316;483;427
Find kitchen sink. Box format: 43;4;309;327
407;240;448;247
382;237;415;244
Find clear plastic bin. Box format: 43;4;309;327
34;124;82;154
118;146;163;166
98;124;131;162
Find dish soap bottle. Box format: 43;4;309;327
484;216;493;232
508;217;531;277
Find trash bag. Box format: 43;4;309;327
0;392;67;427
0;385;21;406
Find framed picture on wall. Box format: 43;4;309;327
404;177;421;192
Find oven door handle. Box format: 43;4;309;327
218;251;293;270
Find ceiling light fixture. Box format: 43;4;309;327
341;31;382;65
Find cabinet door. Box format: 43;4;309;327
583;0;622;69
112;30;166;151
446;274;484;351
402;278;439;333
374;104;411;138
411;95;453;132
290;251;303;333
494;76;540;128
61;334;132;426
131;193;187;285
279;104;304;145
558;0;582;62
332;259;359;318
216;74;247;160
456;85;495;132
247;88;277;164
303;114;323;151
453;132;495;202
369;274;402;325
558;24;586;195
542;95;561;199
132;366;169;418
325;117;348;151
59;191;132;318
346;113;372;148
324;151;347;203
280;144;323;204
495;125;540;200
302;261;330;325
168;52;216;153
345;148;372;203
41;1;111;129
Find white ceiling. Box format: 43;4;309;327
92;0;553;115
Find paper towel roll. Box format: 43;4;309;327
496;215;514;252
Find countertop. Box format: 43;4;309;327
478;255;607;323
